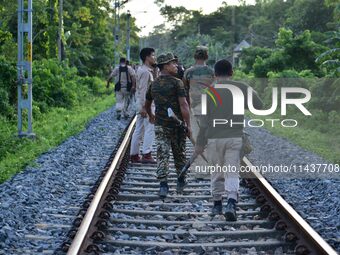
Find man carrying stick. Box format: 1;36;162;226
145;53;191;199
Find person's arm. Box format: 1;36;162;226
128;67;136;93
177;79;191;137
145;99;155;124
107;68;118;88
138;71;151;117
182;71;191;107
179;97;191;128
145;83;155;123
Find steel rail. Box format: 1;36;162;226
67;116;137;255
242;157;337;255
66;116;337;254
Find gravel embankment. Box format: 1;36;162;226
246;127;339;252
0;106;129;255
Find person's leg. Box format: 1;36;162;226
170;126;187;193
223;137;243;221
141;117;156;163
155;126;171;198
130;115;144;162
122;89;130;118
115;91;124;120
208;139;226;215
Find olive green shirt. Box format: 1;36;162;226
183;64;214;113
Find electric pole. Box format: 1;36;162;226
126;10;131;61
113;0;129;66
17;0;35;137
58;0;64;61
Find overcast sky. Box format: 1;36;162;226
122;0;256;36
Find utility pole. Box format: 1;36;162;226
17;0;35;137
58;0;64;61
126;10;131;61
113;0;119;66
113;0;129;66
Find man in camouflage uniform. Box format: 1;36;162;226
145;53;191;198
182;46;215;179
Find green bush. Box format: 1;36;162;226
0;58;107;120
80;76;103;95
240;47;272;74
0;57;17;118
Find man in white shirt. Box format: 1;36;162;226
130;48;157;163
107;57;136;120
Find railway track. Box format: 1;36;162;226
60;116;337;255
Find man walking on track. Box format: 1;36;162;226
145;53;191;199
130;48;157;164
194;59;263;220
182;46;215;179
107;57;136;120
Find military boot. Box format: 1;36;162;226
159;181;169;199
211;200;223;215
176;176;187;194
224;198;237;221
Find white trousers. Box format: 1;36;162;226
130;114;155;155
207;137;243;201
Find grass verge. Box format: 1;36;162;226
0;94;115;183
247;113;340;164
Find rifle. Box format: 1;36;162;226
167;108;208;178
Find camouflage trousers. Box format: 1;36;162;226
155;125;187;182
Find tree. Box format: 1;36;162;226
316;29;340;76
285;0;333;33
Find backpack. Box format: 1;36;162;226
115;66;133;92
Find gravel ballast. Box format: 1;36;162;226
246;126;339;252
0;106;129;254
0;105;338;254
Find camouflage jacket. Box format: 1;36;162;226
146;75;186;128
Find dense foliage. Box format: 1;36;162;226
0;0;140;75
0;0;140;121
148;0;338;75
148;0;340;147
